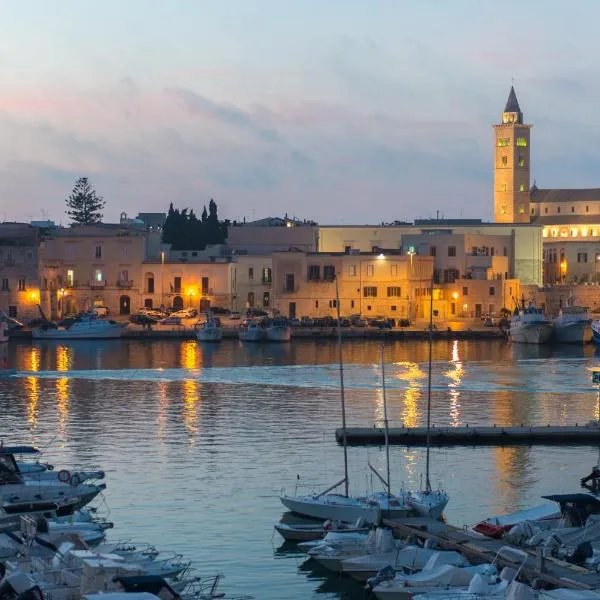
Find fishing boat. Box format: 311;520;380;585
238;320;263;342
280;282;413;525
405;280;449;520
274;518;369;542
195;314;222;342
264;318;291;342
509;304;552;344
554;306;592;344
32;312;124;340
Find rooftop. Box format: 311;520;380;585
531;187;600;204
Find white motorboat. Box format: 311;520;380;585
407;489;449;521
274;518;369;542
553;306;592;344
509;304;552;344
238;320;263;342
195;315;222;342
412;579;536;600
32;312;124;339
264;318;291;342
472;501;561;538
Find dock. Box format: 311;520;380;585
384;517;600;590
336;423;600;446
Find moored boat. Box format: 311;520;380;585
238;320;263;342
509;304;552;344
264;318;291;342
32;312;124;340
195;314;222;342
554;306;592;344
274;519;369;542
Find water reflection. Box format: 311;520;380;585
26;347;40;431
392;362;423;427
445;340;463;426
56;345;72;439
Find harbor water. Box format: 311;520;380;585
1;338;600;598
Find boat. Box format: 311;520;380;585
238;320;263;342
509;303;552;344
195;314;222;342
264;318;291;342
280;291;414;524
405;281;449;520
274;518;369;542
554;306;592;344
32;312;124;340
472;502;561;539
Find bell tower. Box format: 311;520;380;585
493;86;532;223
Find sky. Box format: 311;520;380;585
1;0;600;225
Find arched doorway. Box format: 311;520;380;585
119;295;131;315
247;291;255;308
144;298;153;308
199;298;211;312
172;295;184;311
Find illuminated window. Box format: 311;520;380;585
497;138;510;147
516;137;527;147
582;228;589;237
501;184;507;192
542;229;548;238
518;156;525;167
519;205;525;214
387;286;401;297
594;229;598;237
348;264;356;276
519;184;527;192
570;228;578;237
551;229;558;237
501;156;508;166
94;269;103;282
363;286;377;297
66;270;74;287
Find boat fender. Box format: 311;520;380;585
69;473;81;487
58;470;71;483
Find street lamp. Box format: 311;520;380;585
186;287;196;308
407;247;416;270
58;288;65;319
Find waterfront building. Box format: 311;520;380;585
0;223;44;322
231;255;273;314
42;224;146;318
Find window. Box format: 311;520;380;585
263;292;270;307
94;269;103;282
315;300;318;308
462;286;468;296
8;306;16;318
323;265;335;281
501;156;507;166
147;277;154;293
587;206;590;213
248;267;254;280
519;205;524;214
348;264;357;276
450;302;456;315
531;207;534;214
95;244;102;259
430;246;436;257
519;184;527;192
491;247;495;256
390;264;398;277
366;264;374;276
518;156;525;167
545;207;548;214
43;277;48;290
173;277;182;293
500;184;507;192
571;206;575;213
497;137;510;147
516;137;527;147
285;273;295;292
391;305;397;311
329;299;337;308
503;247;508;257
201;277;209;295
350;300;355;309
557;207;561;214
262;267;272;283
67;269;74;287
1;278;7;291
387;286;401;297
308;265;320;281
120;244;129;258
448;246;456;257
247;292;255;307
489;287;495;296
577;253;589;263
18;278;26;291
344;246;352;254
363;286;377;297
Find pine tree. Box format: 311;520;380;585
65;177;105;225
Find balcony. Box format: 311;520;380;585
282;285;299;293
117;279;134;288
90;279;106;289
261;278;272;286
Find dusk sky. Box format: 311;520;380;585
1;0;599;225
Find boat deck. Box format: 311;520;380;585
384;516;600;590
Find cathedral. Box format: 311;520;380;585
493;86;600;284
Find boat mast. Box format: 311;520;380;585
425;277;433;493
381;344;391;499
335;276;349;497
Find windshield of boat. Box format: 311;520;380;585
0;454;23;483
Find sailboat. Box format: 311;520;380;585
405;278;449;520
279;279;413;524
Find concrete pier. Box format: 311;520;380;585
336;423;600;446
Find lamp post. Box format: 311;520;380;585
58;288;65;319
160;250;165;309
595;254;600;283
186;288;196;308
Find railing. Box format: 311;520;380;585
117;280;134;288
90;279;106;289
282;285;299;293
261;278;272;285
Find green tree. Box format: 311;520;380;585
65;177;105;225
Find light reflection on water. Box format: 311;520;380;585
1;338;600;599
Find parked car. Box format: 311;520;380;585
229;312;242;320
246;308;268;317
130;314;160;326
300;317;314;327
350;316;367;327
170;308;197;319
398;318;411;327
288;318;302;327
158;316;182;325
210;306;231;315
27;317;48;328
369;317;394;329
483;317;497;327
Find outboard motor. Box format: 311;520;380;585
365;564;395;590
567;541;593;565
0;573;42;600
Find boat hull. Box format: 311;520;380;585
406;490;449;520
554;321;592;344
196;328;222;342
280;494;380;524
32;327;122;339
238;328;263;342
510;323;552;344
